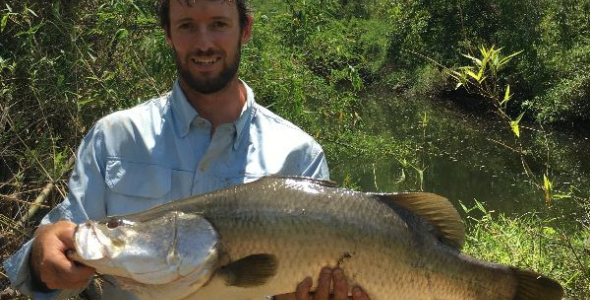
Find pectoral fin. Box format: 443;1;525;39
219;254;278;287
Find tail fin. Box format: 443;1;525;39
512;268;564;300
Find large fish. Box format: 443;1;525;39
69;176;564;300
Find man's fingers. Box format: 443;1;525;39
332;268;348;300
31;221;95;290
54;221;77;249
41;255;94;289
313;267;332;300
295;277;313;300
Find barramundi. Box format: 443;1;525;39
70;176;564;300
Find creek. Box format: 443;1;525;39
330;89;590;225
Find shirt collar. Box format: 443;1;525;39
234;81;255;149
171;80;199;138
170;79;256;149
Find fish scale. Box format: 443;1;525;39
71;176;563;300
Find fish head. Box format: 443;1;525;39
71;211;220;287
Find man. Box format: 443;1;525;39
3;1;370;300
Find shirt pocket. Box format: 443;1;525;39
104;160;194;215
106;160;171;198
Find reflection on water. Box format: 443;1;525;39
330;91;590;222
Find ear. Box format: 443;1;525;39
164;26;173;47
241;15;253;44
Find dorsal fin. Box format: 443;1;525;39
373;192;465;249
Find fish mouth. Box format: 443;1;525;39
72;221;109;261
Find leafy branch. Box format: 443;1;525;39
450;45;523;136
449;45;565;206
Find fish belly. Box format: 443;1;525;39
190;212;517;300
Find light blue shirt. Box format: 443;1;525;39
3;80;329;300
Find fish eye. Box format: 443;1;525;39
106;219;122;229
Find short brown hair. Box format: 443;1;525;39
155;0;251;31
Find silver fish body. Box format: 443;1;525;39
71;176;563;300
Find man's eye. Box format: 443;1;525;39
212;21;228;29
179;23;193;30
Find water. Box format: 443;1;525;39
330;90;590;223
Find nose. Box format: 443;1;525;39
192;26;215;53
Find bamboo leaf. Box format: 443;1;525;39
479;45;488;57
501;84;512;105
466;70;481;81
499;50;524;67
477;66;486;82
510;121;520;138
510;113;524;138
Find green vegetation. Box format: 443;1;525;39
1;0;589;298
462;201;590;298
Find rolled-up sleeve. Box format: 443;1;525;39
2;123;108;299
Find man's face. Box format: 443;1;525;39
165;0;251;94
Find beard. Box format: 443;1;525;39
174;42;242;95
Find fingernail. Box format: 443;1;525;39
353;287;363;298
303;277;313;286
297;277;312;290
321;267;332;275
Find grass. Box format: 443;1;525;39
462;200;590;299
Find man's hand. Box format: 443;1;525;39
30;221;95;290
275;267;370;300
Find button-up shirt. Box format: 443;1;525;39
3;80;329;300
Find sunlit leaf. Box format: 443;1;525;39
543;174;552;192
501;84;512;106
479;45;489;57
1;15;8;32
510;121;520;138
504;85;511;101
510;113;524;138
466;70;481;81
543;174;553;205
